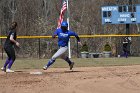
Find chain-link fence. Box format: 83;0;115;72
1;35;140;59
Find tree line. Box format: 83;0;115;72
0;0;140;58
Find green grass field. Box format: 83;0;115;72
0;57;140;70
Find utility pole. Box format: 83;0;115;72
126;0;132;35
126;0;132;55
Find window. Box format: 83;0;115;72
119;6;127;12
119;6;122;12
133;6;136;12
131;13;134;18
103;11;107;17
128;6;132;12
103;11;112;17
123;6;127;12
128;6;136;12
108;11;112;17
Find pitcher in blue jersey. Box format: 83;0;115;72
43;21;82;70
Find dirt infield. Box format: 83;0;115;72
0;65;140;93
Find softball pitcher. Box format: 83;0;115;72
1;22;19;72
43;21;81;70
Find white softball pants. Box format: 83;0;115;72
52;46;68;60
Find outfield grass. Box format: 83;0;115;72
0;57;140;70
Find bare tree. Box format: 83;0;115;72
8;0;17;22
0;0;140;58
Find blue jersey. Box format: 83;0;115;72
53;28;80;47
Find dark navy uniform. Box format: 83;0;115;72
1;22;18;72
4;29;17;61
122;37;131;58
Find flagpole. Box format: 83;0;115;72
66;0;71;58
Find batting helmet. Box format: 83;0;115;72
61;21;68;27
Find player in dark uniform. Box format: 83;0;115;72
1;22;19;72
122;37;131;58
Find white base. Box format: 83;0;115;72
30;71;43;75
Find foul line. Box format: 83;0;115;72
0;34;140;39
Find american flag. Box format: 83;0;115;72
57;0;67;28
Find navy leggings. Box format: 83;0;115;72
4;46;16;61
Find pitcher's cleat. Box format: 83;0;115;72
43;66;48;70
1;67;6;72
6;69;14;73
69;62;74;70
